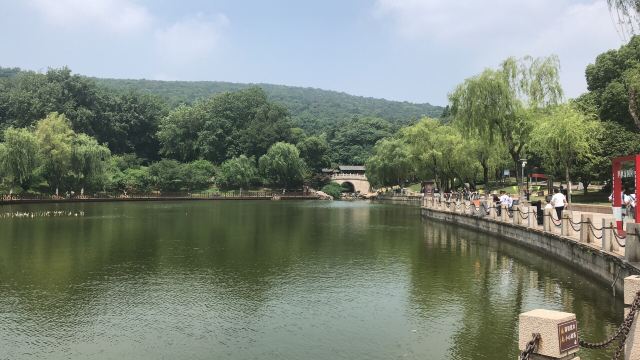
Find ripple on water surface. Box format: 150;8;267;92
0;201;623;359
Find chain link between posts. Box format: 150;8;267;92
428;199;631;246
519;333;541;360
579;290;640;359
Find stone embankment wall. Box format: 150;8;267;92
421;198;640;293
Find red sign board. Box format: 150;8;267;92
558;319;579;352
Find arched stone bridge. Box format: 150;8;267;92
331;173;371;194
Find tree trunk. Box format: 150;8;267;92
629;86;640;130
481;160;489;194
582;181;589;195
565;166;572;204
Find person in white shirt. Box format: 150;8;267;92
609;190;632;221
626;188;636;220
551;188;568;219
498;191;513;216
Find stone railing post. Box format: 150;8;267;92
580;214;593;244
513;206;521;225
626;223;640;263
625;275;640;360
489;203;497;220
561;213;571;237
543;208;552;232
501;204;509;222
602;218;613;252
518;309;579;359
528;206;536;229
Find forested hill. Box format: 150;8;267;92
94;78;443;131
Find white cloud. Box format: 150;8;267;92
29;0;152;34
154;14;229;66
374;0;626;98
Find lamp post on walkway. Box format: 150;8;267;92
520;159;527;201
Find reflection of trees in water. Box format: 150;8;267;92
410;221;622;359
0;202;622;359
0;202;411;330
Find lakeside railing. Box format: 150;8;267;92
421;195;635;259
330;173;367;179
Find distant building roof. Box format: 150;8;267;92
321;168;337;173
339;165;366;172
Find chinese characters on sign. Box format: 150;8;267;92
558;319;579;352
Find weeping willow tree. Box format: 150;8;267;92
449;55;563;185
608;0;640;35
529;104;603;203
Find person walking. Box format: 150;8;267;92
551;188;568;219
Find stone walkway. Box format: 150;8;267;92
422;197;630;259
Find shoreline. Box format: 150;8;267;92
421;205;640;293
0;195;319;206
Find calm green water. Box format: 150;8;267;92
0;201;623;359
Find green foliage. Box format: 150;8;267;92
70;133;111;192
449;55;563;179
182;160;215;191
607;0;640;34
0;67;168;160
158;87;293;163
0;127;40;190
148;159;184;192
574;120;640;193
147;159;214;192
296;135;330;172
529;104;602;201
366;138;412;187
216;155;259;190
156;104;205;162
35;113;74;193
258;142;306;189
110;167;152;194
366;117;510;190
329;116;393;164
93;77;444;133
321;182;343;199
585;36;640;130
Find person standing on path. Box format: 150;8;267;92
551;188;568;219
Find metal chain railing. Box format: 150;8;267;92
424;199;631;249
547;213;563;227
610;224;627;247
588;222;605;240
579;290;640;359
519;333;541;360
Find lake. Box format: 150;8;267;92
0;200;622;359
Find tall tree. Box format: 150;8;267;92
529;104;602;203
258;142;306;189
584;36;640;131
216;155;259;190
70;133;111;193
35;113;74;195
157;87;293;163
296;135;330;173
329;116;393;165
449;55;563;183
0;127;40;191
608;0;640;34
366;138;412;187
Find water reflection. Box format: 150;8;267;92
0;201;622;359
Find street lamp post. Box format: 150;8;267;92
520;159;527;201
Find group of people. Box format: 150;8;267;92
609;188;637;220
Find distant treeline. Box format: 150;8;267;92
0;66;436;194
93;77;443;133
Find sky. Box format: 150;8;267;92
0;0;629;105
